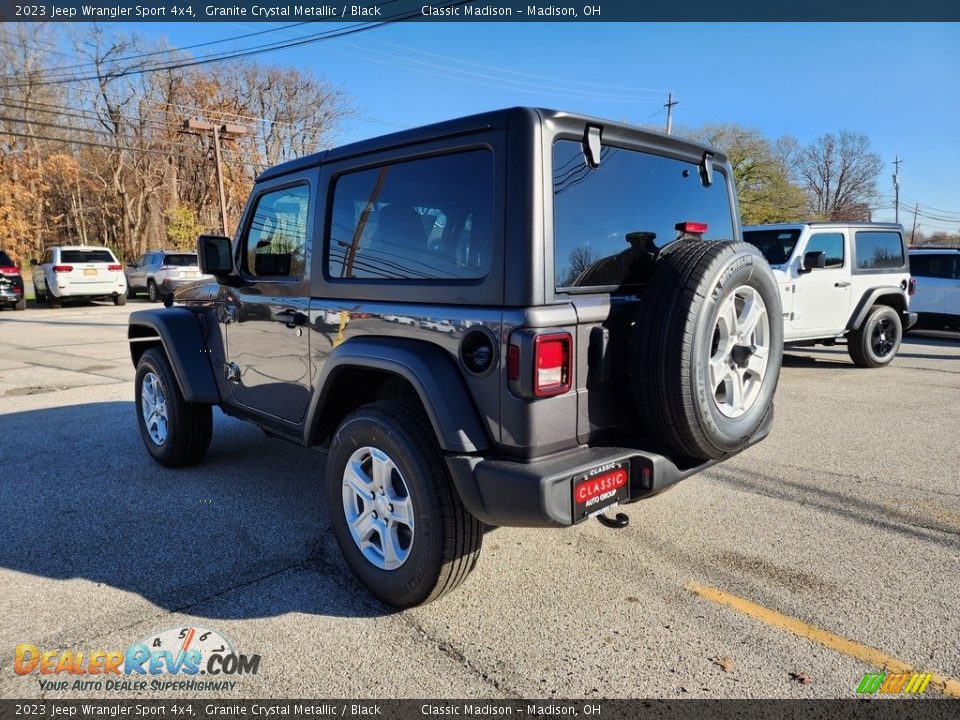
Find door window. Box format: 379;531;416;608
243;185;310;278
804;232;844;269
910;254;952;279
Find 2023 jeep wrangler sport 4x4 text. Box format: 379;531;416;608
128;108;783;607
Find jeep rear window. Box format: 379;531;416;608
161;254;197;266
60;249;116;264
553;140;734;290
743;229;801;266
327;150;493;282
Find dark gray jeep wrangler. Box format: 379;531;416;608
128;108;783;607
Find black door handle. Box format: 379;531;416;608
278;309;307;328
834;282;851;288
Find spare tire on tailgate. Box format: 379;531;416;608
630;240;782;461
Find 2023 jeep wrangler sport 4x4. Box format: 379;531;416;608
128;108;783;607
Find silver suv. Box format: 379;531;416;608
125;250;211;302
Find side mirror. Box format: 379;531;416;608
800;250;826;274
30;258;38;266
197;234;233;279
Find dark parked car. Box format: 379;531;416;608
127;108;783;607
0;250;25;311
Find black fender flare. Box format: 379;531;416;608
307;337;490;454
127;308;221;404
847;286;907;331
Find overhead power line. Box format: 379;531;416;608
0;1;473;91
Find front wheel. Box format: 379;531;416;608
135;347;212;467
848;305;902;368
326;400;483;608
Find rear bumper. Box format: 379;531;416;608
0;286;23;303
54;281;125;297
446;409;773;528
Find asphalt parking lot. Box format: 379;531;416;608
0;300;957;699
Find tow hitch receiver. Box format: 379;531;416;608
596;511;630;529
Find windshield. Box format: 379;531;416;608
742;229;801;266
552;139;735;290
162;254;198;266
61;249;116;264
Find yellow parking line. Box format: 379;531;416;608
687;581;960;698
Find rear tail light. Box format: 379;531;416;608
52;265;73;273
108;264;122;271
0;266;18;275
908;277;917;296
533;332;573;397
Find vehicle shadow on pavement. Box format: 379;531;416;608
0;401;394;620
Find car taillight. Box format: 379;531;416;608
908;277;917;296
108;264;122;271
0;266;18;275
52;265;73;273
533;332;572;397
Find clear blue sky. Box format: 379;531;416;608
111;22;960;232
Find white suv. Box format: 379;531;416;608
907;247;960;329
743;222;916;367
31;246;127;308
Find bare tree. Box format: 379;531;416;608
793;130;883;221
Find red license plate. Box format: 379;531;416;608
572;462;629;522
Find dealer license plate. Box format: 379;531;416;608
572;462;629;522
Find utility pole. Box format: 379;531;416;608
892;156;902;224
182;118;248;235
664;92;678;136
910;203;920;245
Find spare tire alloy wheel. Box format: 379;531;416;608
341;446;415;570
632;241;783;461
709;285;770;418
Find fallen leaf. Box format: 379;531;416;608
712;657;734;673
790;672;813;685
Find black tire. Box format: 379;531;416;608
631;240;783;461
326;400;482;608
46;287;61;309
126;285;137;299
147;280;159;303
14;297;26;311
847;304;902;368
134;347;213;468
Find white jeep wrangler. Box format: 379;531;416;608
743;222;917;368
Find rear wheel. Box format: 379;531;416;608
631;241;783;460
135;347;212;467
14;297;25;311
113;293;126;306
147;280;159;303
326;400;482;608
126;285;137;299
848;305;901;368
46;286;61;309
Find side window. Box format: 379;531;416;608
804;232;844;269
855;231;905;270
133;254;145;267
243;185;310;278
912;254;952;279
327;150;494;281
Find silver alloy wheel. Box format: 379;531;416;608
140;372;169;445
341;446;415;571
708;285;770;419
